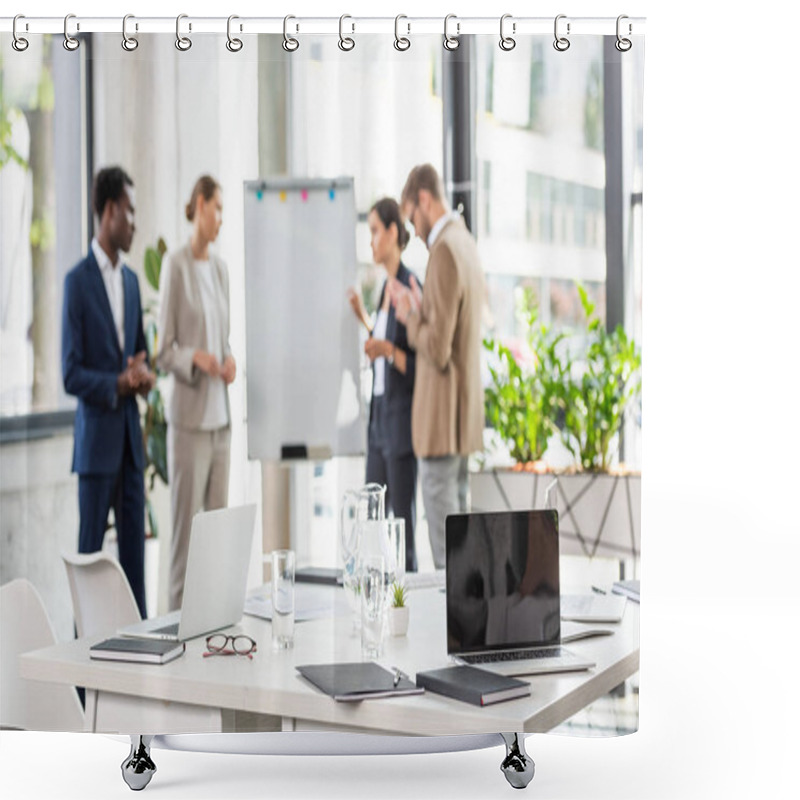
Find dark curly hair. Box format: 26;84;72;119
93;166;134;219
370;197;410;251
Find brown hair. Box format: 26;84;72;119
370;197;410;251
400;163;444;207
185;175;220;222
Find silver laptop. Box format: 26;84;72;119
445;510;595;676
119;504;257;642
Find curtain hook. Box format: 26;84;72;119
443;14;460;51
122;14;139;51
615;15;632;52
553;14;571;52
175;13;192;52
338;14;355;51
282;15;299;52
394;14;411;51
63;13;80;51
12;14;29;52
226;14;243;52
499;14;516;51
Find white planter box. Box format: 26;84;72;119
469;469;641;561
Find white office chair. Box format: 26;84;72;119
0;578;84;731
61;551;141;638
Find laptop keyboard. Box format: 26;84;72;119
153;622;180;635
462;647;565;664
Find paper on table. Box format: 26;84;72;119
244;583;335;622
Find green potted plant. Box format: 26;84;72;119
483;287;569;470
472;284;643;561
558;286;642;472
140;238;169;538
387;581;409;637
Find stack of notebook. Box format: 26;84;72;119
90;637;185;665
415;665;530;707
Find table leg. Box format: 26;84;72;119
121;735;156;791
499;733;535;789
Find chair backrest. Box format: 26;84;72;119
0;578;84;731
61;551;142;638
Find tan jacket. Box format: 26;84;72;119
405;217;485;458
156;242;232;430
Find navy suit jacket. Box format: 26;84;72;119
62;250;148;476
369;262;421;458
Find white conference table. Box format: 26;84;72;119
20;586;639;737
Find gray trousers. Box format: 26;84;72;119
419;455;469;569
167;425;231;611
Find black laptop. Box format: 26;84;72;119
445;510;595;676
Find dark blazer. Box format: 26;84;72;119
369;262;421;458
62;250;148;476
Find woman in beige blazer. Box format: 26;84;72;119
157;175;236;611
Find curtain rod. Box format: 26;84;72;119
0;15;646;37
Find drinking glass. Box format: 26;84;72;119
359;519;405;595
271;549;295;650
340;483;386;626
360;555;386;659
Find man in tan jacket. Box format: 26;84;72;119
390;164;485;568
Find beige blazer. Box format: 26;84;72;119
157;242;232;430
405;217;485;458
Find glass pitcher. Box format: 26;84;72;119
340;483;386;619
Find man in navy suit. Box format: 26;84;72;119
62;167;155;618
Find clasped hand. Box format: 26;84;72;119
194;350;236;384
119;350;156;397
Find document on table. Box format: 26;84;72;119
244;583;335;622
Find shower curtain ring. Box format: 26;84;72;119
121;14;138;51
283;15;299;52
175;14;192;51
338;15;355;51
499;14;516;51
553;14;570;52
394;15;411;51
443;14;460;51
615;15;633;52
226;15;243;52
12;15;29;52
63;14;80;51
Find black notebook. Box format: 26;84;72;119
415;665;530;707
90;637;185;665
297;662;424;702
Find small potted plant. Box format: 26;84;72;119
387;582;409;637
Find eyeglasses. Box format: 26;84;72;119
203;634;257;660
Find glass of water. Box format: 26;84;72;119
360;554;386;660
271;549;295;650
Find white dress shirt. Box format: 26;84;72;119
91;237;125;353
427;210;462;250
194;258;229;430
371;307;389;398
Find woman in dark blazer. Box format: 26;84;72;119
348;198;422;572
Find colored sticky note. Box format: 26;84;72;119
301;189;308;202
279;191;287;202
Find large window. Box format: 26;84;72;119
475;36;608;346
0;35;87;421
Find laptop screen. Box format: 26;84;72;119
445;510;561;655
